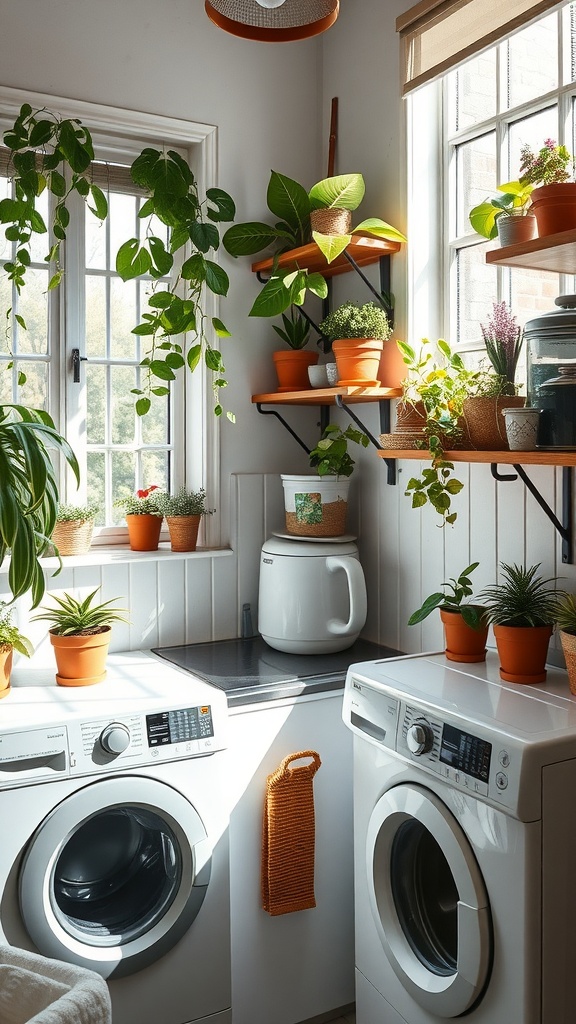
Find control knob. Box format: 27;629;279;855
406;721;434;755
99;722;131;755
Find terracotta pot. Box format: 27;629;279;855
530;183;576;237
166;515;201;552
463;395;525;450
379;338;407;389
332;338;384;386
49;627;112;687
273;350;318;392
51;519;94;556
493;623;553;684
126;513;162;551
440;608;488;663
560;630;576;695
496;213;537;247
0;646;13;699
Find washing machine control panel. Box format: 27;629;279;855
399;703;493;797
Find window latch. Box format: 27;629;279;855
71;348;88;383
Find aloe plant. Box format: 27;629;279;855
32;586;128;636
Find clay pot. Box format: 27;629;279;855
49;627;112;687
165;515;201;552
529;183;576;237
126;513;162;551
463;396;525;450
560;630;576;695
273;350;318;392
440;608;488;663
493;623;553;684
496;213;537;247
332;338;384;386
0;646;13;699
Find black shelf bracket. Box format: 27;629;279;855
341;252;394;329
335;395;396;485
256;404;311;455
491;463;573;563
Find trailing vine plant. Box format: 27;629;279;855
0;104;237;418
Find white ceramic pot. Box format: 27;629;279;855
281;474;350;537
308;364;329;388
501;406;541;451
258;536;367;654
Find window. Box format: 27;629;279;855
0;90;220;544
407;2;576;375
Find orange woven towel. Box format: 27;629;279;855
261;750;322;916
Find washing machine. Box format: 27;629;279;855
342;650;576;1024
0;650;231;1024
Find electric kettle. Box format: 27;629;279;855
258;536;367;654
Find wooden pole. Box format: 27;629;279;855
327;97;338;176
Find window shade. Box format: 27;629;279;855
396;0;564;94
0;147;144;195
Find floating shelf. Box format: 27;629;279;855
376;449;576;466
485;228;576;275
252;386;402;406
251;236;401;279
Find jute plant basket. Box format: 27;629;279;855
166;515;201;552
310;208;352;235
51;519;94;556
560;630;576;695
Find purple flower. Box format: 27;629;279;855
480;301;523;387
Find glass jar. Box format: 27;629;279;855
536;365;576;449
525;294;576;406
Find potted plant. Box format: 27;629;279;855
318;301;395;387
223;170;405;318
114;485;164;551
155;488;215;552
408;562;489;663
281;424;369;537
480;562;563;684
461;368;525;451
0;604;33;698
556;593;576;695
469;179;535;245
50;502;100;556
32;587;128;687
1;103;238;419
271;307;319;391
0;403;79;607
518;138;576;236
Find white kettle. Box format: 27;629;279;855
258;536;367;654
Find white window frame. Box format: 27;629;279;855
0;85;223;549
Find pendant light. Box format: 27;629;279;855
205;0;339;42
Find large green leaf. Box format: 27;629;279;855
308;173;365;212
116;239;152;280
469;202;499;239
312;231;351;264
354;217;407;243
267;172;310;244
222;222;282;257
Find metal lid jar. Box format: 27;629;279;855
536;365;576;449
525;294;576;406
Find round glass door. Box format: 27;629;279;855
19;776;211;978
366;783;492;1017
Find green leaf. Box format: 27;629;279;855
136;396;151;417
47;170;67;198
469;202;499;239
88;183;108;220
267;171;310;242
165;351;185;369
47;270;64;291
222;221;282;257
205;348;223;371
29;119;55;148
149;359;176;381
305;272;329;300
204;260;229;297
309;173;365;212
354;217;407;243
212;317;231;338
58;120;92;173
116;239;152;280
312;230;351;264
249;275;292;317
190;220;220;254
148;290;174;309
181;251;205;283
148;236;173;276
187;344;202;372
206;187;236;222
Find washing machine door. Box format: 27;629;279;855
19;775;212;978
366;783;492;1018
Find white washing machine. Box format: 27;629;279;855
0;650;231;1024
342;650;576;1024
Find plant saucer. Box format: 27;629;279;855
337;379;380;388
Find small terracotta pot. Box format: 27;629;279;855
166;515;201;552
529;183;576;237
496;213;537;247
126;513;163;551
379;339;407;389
0;646;13;699
50;627;112;687
440;608;488;663
560;630;576;695
493;623;553;684
273;350;318;392
332;338;384;386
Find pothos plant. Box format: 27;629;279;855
0;104;237;418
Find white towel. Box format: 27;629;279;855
0;945;111;1024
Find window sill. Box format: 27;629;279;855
0;544;233;575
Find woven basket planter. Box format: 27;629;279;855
462;396;525;451
560;630;576;695
166;515;201;552
310;208;352;235
51;519;95;556
0;646;13;700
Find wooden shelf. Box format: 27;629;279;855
253;386;402;406
485;228;576;274
377;449;576;466
251;236;401;279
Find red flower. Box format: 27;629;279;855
137;485;159;499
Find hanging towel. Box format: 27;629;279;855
261;749;322;916
0;944;112;1024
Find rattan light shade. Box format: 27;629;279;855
205;0;339;41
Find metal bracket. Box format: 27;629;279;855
335;395;396;485
341;252;394;329
255;404;311;454
491;463;573;563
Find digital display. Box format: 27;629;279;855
439;723;491;782
146;706;214;747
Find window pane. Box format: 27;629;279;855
508;108;558;178
110;278;138;360
505;15;558;110
448;50;497;132
86;214;107;271
569;3;576;84
19;362;48;409
141;451;169;491
111;366;138;445
456;133;496;237
456;244;497;343
86;276;107;359
111;451;136;523
17;269;49;355
87;364;107;446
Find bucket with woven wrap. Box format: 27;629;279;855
281;474;350;537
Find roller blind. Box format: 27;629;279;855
0;147;143;195
396;0;564;94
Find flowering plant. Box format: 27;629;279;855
479;301;524;393
519;139;574;186
114;485;164;516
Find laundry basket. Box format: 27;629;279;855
0;944;111;1024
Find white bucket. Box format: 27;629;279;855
281;474;350;537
